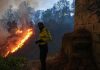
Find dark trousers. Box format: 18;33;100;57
39;44;48;70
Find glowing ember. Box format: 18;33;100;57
4;28;34;57
4;51;10;58
16;29;23;34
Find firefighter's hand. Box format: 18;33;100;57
35;40;44;44
39;40;44;42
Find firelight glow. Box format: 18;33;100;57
11;29;33;53
4;28;33;57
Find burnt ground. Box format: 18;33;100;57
22;53;68;70
22;51;98;70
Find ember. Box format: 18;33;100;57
4;28;34;57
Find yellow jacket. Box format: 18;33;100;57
39;27;52;45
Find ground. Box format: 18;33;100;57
23;53;68;70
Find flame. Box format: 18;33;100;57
4;51;10;58
16;29;23;34
11;29;33;53
4;28;33;57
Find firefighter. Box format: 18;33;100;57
35;22;52;70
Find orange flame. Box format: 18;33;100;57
11;29;33;53
4;28;34;57
16;29;23;34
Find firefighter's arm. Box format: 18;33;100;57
35;34;44;44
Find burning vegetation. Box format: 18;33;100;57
0;12;36;58
3;28;34;57
0;12;35;57
0;24;35;57
0;1;36;58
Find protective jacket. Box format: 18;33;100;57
38;27;52;45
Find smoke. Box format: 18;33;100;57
0;0;9;19
0;0;37;56
0;21;9;45
0;0;37;41
0;0;40;19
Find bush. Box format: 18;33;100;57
0;56;27;70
